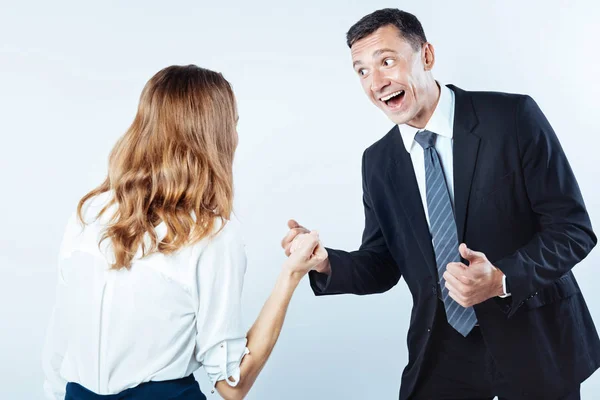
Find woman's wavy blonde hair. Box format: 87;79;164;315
77;65;238;269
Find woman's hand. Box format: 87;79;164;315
284;231;328;279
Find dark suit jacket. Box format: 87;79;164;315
309;85;600;399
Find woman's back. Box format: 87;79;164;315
42;64;326;400
44;191;248;397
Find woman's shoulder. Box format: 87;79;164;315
188;214;245;261
81;191;114;223
186;214;247;282
59;191;115;259
206;214;245;250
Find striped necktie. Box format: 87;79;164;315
415;129;477;337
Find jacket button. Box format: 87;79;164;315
432;285;437;295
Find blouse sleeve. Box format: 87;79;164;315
42;213;79;399
194;220;250;387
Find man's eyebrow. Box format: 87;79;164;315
373;48;398;58
352;48;398;68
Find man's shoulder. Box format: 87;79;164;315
362;124;399;161
449;84;531;114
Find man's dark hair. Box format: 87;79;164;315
346;8;427;51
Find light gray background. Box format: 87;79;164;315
1;1;599;399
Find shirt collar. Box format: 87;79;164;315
398;83;455;153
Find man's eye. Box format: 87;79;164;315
384;58;394;66
358;69;368;76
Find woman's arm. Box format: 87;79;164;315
42;272;69;400
195;227;325;400
215;269;299;400
214;232;324;400
42;214;79;399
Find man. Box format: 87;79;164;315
282;8;599;400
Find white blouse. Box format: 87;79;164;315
42;192;250;399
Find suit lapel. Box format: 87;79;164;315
448;85;480;244
385;126;437;280
383;86;481;279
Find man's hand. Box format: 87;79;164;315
443;243;505;307
281;219;330;274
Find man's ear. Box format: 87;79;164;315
422;42;435;71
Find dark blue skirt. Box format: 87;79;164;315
65;374;206;400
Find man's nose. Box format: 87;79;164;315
370;69;390;94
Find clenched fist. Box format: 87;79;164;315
282;219;331;275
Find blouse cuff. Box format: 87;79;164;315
202;338;249;387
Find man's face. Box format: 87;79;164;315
351;25;432;126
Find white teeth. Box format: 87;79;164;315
381;90;404;102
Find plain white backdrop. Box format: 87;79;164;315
1;1;599;399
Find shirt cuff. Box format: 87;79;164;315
43;380;65;400
498;274;512;298
202;338;249;387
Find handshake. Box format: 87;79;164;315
280;219;331;279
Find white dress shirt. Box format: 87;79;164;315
398;83;456;225
42;191;249;399
399;83;510;297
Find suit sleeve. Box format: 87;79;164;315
495;95;596;317
309;150;401;296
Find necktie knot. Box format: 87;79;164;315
415;130;436;149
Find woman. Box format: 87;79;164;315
42;65;326;400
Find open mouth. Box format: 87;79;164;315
380;90;405;109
